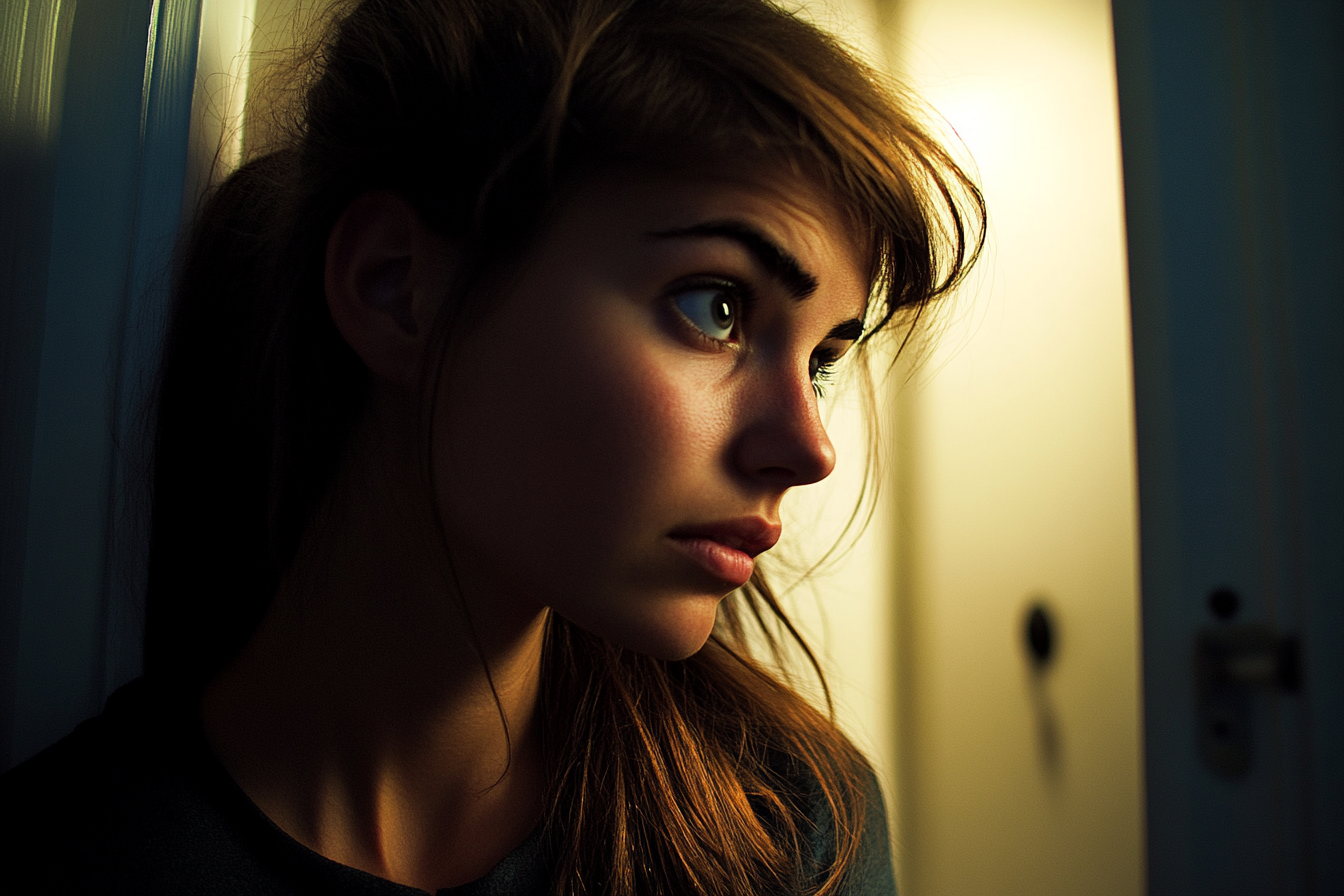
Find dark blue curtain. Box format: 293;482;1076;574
0;0;201;770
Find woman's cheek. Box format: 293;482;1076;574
593;341;732;484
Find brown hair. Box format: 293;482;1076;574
148;1;983;893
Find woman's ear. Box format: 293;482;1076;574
325;191;456;388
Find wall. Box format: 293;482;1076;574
778;3;1145;894
881;1;1145;893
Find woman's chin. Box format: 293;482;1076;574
563;593;723;661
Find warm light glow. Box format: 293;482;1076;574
185;0;258;200
789;1;1144;895
895;1;1144;895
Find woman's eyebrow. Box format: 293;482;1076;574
647;220;820;300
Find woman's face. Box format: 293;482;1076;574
434;169;868;660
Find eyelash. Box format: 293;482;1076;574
811;352;839;398
668;276;841;397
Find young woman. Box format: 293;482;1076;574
0;0;982;892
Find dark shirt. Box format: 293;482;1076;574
0;679;896;895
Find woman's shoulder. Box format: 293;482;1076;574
3;681;220;889
761;748;898;896
839;766;899;896
1;679;186;823
0;680;308;894
0;681;532;895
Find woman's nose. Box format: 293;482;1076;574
732;367;837;488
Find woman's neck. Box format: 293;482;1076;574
199;398;549;891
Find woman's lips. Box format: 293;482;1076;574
667;536;756;587
666;518;781;588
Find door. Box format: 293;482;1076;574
1113;1;1344;892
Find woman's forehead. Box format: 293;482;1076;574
548;167;869;281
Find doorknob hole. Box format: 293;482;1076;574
1025;603;1055;667
1208;587;1240;620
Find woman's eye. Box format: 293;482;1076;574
674;287;737;341
810;351;839;397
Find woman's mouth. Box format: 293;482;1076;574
667;518;781;588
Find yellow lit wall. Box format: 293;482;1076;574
790;1;1145;894
892;0;1144;892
